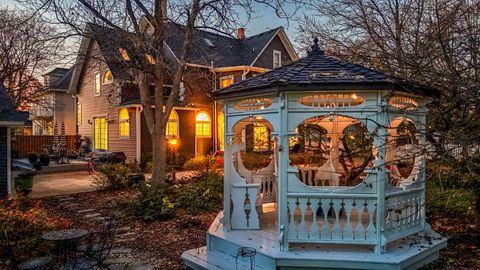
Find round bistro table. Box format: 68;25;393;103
42;229;89;265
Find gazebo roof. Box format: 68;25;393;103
213;39;437;100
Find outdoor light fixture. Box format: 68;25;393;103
351;93;358;100
168;136;178;146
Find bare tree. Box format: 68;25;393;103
296;0;480;158
0;9;64;109
22;0;302;187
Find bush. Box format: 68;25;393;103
175;171;223;214
27;152;38;164
91;163;131;190
107;152;127;164
15;173;35;194
139;154;152;174
184;155;218;171
38;153;50;166
130;185;175;221
0;199;71;263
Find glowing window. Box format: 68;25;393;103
119;48;130;61
234;97;272;111
389;95;418;110
299;93;365;107
94;117;107;150
77;101;82;125
196;112;211;138
166;109;178;137
253;123;269;152
218;112;224;151
103;69;113;84
119;108;130;137
220;76;234;88
95;73;101;95
146;54;156;65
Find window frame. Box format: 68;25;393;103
94;72;101;96
196;111;212;138
219;75;234;88
119;108;130;138
273;50;282;68
166;109;179;138
102;69;113;85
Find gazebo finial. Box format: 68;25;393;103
308;37;324;55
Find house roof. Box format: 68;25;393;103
0;84;29;125
213;40;438;99
48;68;73;90
69;22;297;94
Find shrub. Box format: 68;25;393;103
38;153;50;166
0;199;71;263
91;163;131;190
27;152;38;164
15;173;35;195
130;185;175;221
139;154;152;174
184;155;218;171
240;152;272;171
175;171;223;214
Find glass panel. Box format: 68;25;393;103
220;76;234;88
94;118;107;150
299;93;365;107
103;69;113;84
196;112;211;137
218;112;224;151
77;102;81;125
234;97;272;111
95;73;101;94
119;109;129;137
119;48;130;61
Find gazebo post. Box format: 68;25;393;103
223;105;232;232
278;93;289;251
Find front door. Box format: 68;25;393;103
94;117;108;151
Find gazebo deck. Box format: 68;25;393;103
182;211;447;270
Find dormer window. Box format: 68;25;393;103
273;50;281;68
220;75;234;88
146;54;156;65
119;48;130;61
103;69;113;84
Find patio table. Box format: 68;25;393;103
42;229;89;265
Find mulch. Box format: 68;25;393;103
37;190;480;270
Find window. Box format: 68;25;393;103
234;97;272;111
166;109;179;137
119;48;130;61
253;123;270;152
77;101;82;125
196;112;211;138
273;50;282;68
95;73;101;95
94;117;108;150
218;112;224;151
146;54;156;65
220;76;234;88
103;69;113;84
119;108;130;138
299;93;365;107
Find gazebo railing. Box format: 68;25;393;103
384;188;425;242
286;193;378;244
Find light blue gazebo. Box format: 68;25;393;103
182;39;447;270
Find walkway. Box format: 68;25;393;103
30;171;96;198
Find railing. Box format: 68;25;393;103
231;183;260;230
286;194;378;244
384;188;425;242
252;172;276;204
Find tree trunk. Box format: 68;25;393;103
151;129;167;188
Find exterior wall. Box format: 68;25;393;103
108;107;137;163
0;127;8;198
253;35;293;69
54;91;76;135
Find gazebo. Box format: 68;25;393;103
182;39;447;270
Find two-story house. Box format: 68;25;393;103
29;68;76;135
68;22;297;163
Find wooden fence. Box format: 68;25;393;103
12;135;76;158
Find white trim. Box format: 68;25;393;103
7;127;11;196
273;50;282;68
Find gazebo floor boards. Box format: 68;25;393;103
182;211;447;270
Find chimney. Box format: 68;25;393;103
237;28;245;40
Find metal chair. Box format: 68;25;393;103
78;217;118;269
3;230;52;270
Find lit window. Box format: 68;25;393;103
218;112;224;151
119;48;130;61
220;76;234;88
166;109;179;137
146;54;156;65
119;108;130;137
94;117;108;150
253;123;269;152
95;73;101;95
196;112;211;138
273;50;281;68
103;69;113;84
77;101;82;125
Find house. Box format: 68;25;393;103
0;83;28;198
182;39;447;270
68;22;298;163
29;68;75;135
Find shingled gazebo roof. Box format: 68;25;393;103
213;38;437;99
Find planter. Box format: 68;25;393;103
28;152;38;164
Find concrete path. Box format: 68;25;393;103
30;171;96;198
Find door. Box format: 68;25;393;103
94;117;108;151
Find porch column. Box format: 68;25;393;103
278;93;289;250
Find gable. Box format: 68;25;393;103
252;35;293;69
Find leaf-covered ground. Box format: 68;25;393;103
36;188;480;270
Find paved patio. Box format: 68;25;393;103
30;171;96;198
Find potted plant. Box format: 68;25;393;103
39;153;50;166
27;152;38;164
15;172;36;196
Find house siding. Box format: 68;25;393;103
54;91;76;135
253;35;293;69
0;127;8;198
